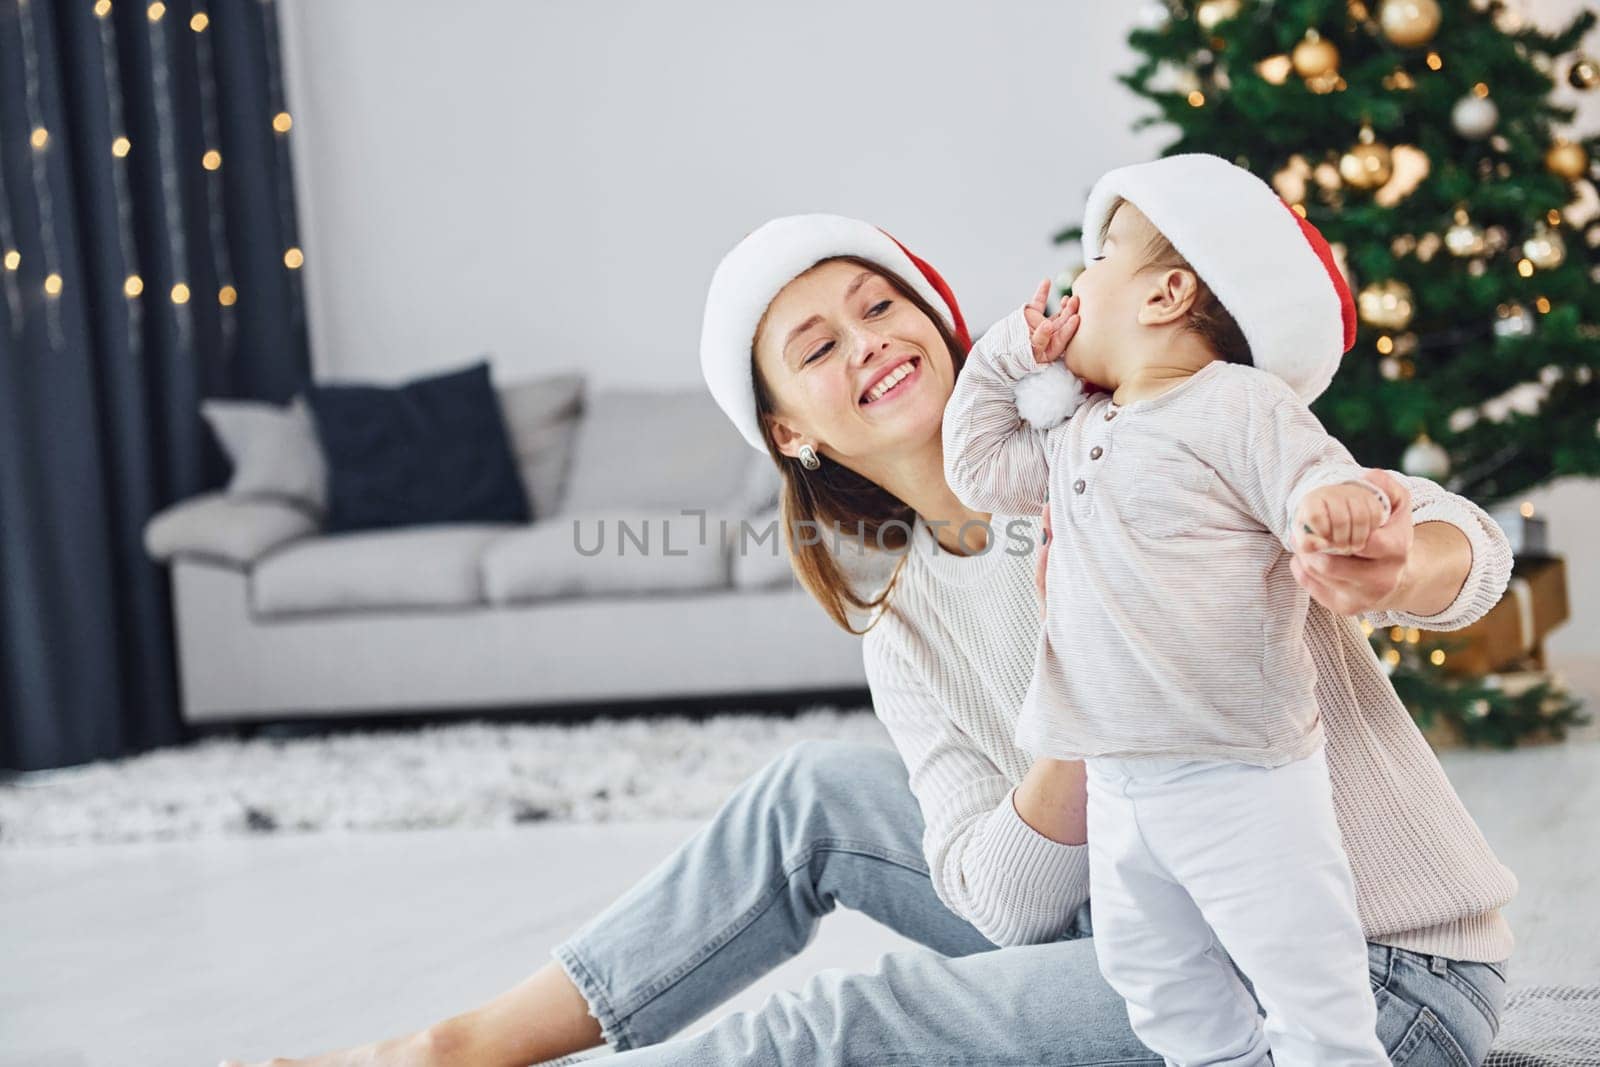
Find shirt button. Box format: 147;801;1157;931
1073;479;1086;494
1089;446;1104;460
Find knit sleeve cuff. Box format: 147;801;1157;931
1363;478;1513;632
960;787;1093;946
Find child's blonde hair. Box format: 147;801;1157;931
1100;196;1253;367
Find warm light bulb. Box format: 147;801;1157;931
147;1;165;20
1517;258;1535;277
1536;296;1552;314
44;273;63;296
1472;82;1490;98
1376;335;1394;355
218;285;238;306
30;128;49;149
1405;627;1421;645
1547;209;1562;226
112;136;131;158
94;0;113;16
273;112;293;133
1360;619;1375;636
171;282;191;304
1389;626;1405;643
1425;51;1443;70
1187;90;1206;108
2;250;18;271
190;12;209;31
1520;501;1535;518
202;150;222;171
283;247;304;269
124;274;144;297
1429;649;1447;666
1383;648;1402;666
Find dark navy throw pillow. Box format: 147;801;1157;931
306;361;531;533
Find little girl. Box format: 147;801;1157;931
943;154;1395;1066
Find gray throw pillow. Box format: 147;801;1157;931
559;388;751;514
201;397;327;514
497;373;585;518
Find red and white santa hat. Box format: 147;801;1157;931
1081;152;1357;402
700;214;971;452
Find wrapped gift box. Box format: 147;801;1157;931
1422;556;1569;675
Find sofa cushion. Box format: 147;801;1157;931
497;373;584;518
201;398;328;513
558;388;750;514
252;525;513;615
144;492;319;567
482;510;730;603
306;361;530;533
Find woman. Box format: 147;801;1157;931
229;214;1514;1067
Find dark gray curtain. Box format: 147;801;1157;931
0;0;310;770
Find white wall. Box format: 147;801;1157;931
278;0;1598;702
276;0;1160;387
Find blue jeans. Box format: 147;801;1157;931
553;741;1508;1065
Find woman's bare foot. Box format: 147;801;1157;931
218;962;603;1067
218;1018;470;1067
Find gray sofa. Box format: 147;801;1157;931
143;373;874;724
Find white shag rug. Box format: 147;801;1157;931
0;708;890;847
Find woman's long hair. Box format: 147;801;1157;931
750;255;970;635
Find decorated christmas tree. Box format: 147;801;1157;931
1057;0;1594;745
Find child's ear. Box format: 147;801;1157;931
1137;268;1200;327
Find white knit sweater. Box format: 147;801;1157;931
859;496;1517;962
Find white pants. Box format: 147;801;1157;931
1085;745;1390;1067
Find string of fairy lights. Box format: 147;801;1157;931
0;0;306;356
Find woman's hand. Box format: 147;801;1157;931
1023;280;1079;364
1289;469;1414;615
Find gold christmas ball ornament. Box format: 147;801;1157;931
1451;94;1498;140
1545;140;1589;181
1568;55;1600;90
1444;208;1486;257
1196;0;1241;31
1340;142;1393;189
1522;223;1567;270
1357;279;1415;331
1293;31;1340;79
1378;0;1442;47
1340;125;1393;190
1401;434;1451;479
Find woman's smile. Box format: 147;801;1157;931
858;355;923;406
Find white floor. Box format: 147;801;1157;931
3;737;1597;1067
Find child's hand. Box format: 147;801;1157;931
1293;482;1394;556
1023;280;1079;364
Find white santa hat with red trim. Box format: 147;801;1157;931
700;214;971;452
1080;152;1357;402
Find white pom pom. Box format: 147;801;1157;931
1013;363;1087;429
